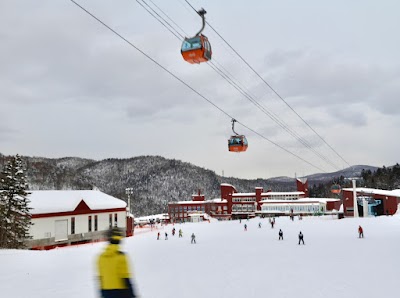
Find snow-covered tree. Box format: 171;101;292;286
0;154;32;249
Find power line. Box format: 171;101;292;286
183;0;351;168
68;0;327;173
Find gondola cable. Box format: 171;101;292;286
139;0;340;170
183;0;351;168
68;0;328;173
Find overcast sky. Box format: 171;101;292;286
1;0;399;179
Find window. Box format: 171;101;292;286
114;213;118;227
181;37;202;52
88;216;92;232
94;215;98;231
109;214;112;228
71;217;75;234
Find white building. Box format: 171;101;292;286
259;198;340;215
27;190;127;249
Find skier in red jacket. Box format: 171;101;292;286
358;225;364;238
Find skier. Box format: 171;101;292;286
271;220;274;229
97;227;137;298
165;232;168;240
258;222;262;228
179;229;183;238
157;232;160;240
298;231;305;245
172;227;176;236
278;229;283;240
244;224;247;231
358;225;364;238
191;233;196;244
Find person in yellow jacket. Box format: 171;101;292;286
97;227;137;298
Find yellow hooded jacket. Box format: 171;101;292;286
97;244;132;290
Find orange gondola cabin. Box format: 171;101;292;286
331;184;341;194
228;135;248;152
181;34;212;64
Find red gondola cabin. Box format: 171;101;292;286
228;135;248;152
181;34;212;64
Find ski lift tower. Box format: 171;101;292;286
125;187;134;216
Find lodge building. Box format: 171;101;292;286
168;179;341;221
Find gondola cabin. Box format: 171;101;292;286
228;135;248;152
331;185;341;194
181;35;212;64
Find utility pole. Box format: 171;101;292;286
352;179;359;217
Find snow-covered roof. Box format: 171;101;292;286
170;198;227;204
135;213;168;222
232;192;255;196
188;213;206;217
206;198;227;203
260;198;326;204
312;198;341;202
342;187;400;197
263;191;305;196
171;201;206;205
28;190;126;214
220;183;237;192
232;191;305;197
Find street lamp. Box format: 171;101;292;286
125;188;134;216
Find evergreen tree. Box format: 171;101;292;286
0;154;32;249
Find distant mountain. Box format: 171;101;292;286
0;154;381;216
304;165;379;184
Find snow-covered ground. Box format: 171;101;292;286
1;215;399;298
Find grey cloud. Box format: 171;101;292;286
260;50;398;117
0;125;20;142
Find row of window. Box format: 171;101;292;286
211;206;228;211
171;210;228;218
70;213;118;234
267;195;300;200
232;198;256;202
232;204;256;212
171;206;205;212
262;205;323;212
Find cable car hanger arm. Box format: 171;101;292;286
231;118;239;136
192;8;206;38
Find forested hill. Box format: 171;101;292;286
0;154;382;216
0;154;295;216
